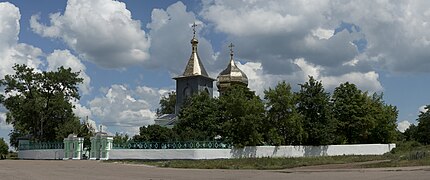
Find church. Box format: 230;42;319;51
155;24;248;127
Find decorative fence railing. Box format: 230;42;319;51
18;142;64;150
113;141;232;149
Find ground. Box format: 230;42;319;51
0;160;429;180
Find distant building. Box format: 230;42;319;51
155;23;248;127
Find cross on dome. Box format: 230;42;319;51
192;22;197;38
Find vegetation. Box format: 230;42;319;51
175;91;220;141
264;81;303;145
0;64;87;148
297;76;336;145
156;91;176;116
132;125;176;142
112;155;388;169
0;138;8;159
218;85;265;147
133;76;401;147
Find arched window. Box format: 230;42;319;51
183;87;192;98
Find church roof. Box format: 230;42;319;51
182;37;210;77
176;23;212;80
217;43;248;86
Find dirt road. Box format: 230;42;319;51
0;160;429;180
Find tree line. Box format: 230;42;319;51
131;76;399;147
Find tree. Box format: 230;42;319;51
0;64;83;147
113;133;130;146
332;82;374;144
174;91;220;141
416;105;430;144
404;124;418;141
297;76;336;145
264;81;303;145
367;93;398;143
0;138;8;159
133;125;177;142
156;91;176;116
218;85;265;147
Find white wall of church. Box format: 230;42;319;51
18;149;64;160
108;144;395;160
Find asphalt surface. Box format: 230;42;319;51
0;160;429;180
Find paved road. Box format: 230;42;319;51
0;160;429;180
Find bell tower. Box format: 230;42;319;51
173;23;215;114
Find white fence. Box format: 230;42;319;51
108;144;396;160
18;149;64;160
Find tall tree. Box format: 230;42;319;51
175;91;220;141
367;93;398;143
264;81;303;145
297;76;336;145
332;82;374;144
0;64;83;147
416;105;430;144
0;138;8;159
218;85;265;147
156;91;176;116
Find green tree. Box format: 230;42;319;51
367;93;398;143
0;64;83;147
416;105;430;144
133;125;176;142
113;133;130;146
218;85;265;147
297;76;336;145
403;124;418;141
332;82;374;144
0;138;8;159
174;91;220;141
156;91;176;116
264;81;303;145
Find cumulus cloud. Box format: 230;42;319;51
397;120;411;133
237;58;382;96
88;85;171;134
30;0;150;68
199;0;430;97
0;2;43;78
46;50;91;94
146;1;216;76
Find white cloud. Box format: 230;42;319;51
200;0;430;96
46;50;91;94
88;85;170;135
30;0;150;68
146;1;216;76
419;105;428;113
0;111;12;130
312;28;334;40
0;2;43;78
397;120;411;133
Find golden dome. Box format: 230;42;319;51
217;43;248;92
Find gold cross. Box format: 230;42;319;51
229;43;235;55
192;22;197;37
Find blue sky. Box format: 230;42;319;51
1;0;430;146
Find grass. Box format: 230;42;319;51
360;141;430;168
106;141;430;170
108;155;388;170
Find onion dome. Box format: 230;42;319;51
217;43;248;93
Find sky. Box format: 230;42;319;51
1;0;430;146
